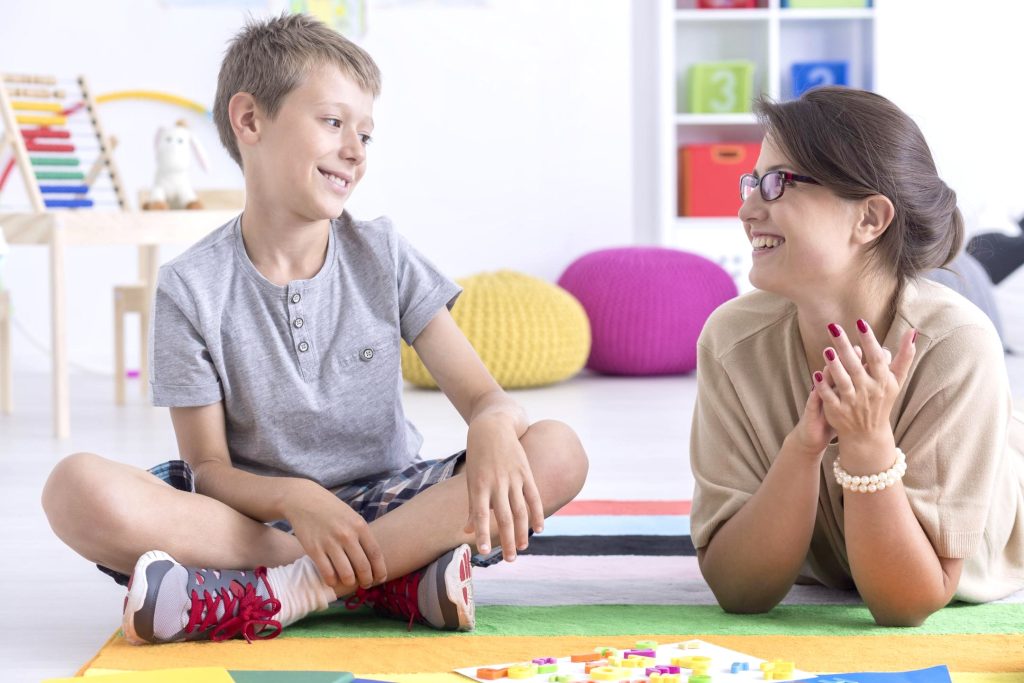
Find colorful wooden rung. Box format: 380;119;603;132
26;142;75;153
12;100;62;112
39;184;89;194
44;198;94;208
30;156;79;166
8;86;66;99
21;128;71;139
4;73;58;85
35;171;85;180
15;114;67;126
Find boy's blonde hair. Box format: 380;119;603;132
214;13;382;167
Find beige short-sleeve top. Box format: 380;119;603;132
690;278;1024;602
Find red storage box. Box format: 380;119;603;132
678;142;760;217
697;0;757;8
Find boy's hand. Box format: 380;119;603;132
464;415;545;562
284;480;387;590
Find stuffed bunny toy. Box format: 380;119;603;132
143;119;208;210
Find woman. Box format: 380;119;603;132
690;86;1024;626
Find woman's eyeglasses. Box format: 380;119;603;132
739;171;820;202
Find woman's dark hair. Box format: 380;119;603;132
754;87;963;282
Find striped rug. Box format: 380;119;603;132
79;500;1024;681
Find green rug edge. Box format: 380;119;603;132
284;603;1024;639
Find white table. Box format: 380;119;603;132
1;209;238;437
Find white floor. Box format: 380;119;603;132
4;358;1023;682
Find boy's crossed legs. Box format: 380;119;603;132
42;420;588;643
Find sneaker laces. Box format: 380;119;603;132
344;571;422;631
186;566;282;643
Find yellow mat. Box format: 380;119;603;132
82;633;1024;677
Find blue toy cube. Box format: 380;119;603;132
791;61;848;97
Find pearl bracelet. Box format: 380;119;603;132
832;448;907;493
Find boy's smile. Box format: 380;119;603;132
244;63;375;226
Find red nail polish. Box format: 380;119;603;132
825;348;836;361
856;319;868;334
828;323;841;338
814;371;823;383
912;330;918;344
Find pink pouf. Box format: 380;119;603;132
557;247;738;376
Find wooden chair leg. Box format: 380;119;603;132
114;289;126;405
138;302;149;398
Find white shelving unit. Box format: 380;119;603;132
644;0;877;292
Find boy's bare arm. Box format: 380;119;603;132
412;309;544;559
169;404;386;588
170;403;304;522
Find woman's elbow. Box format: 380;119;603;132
867;596;947;627
710;586;784;615
719;600;778;615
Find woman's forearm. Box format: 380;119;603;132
699;434;823;612
842;442;959;625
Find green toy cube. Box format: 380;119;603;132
784;0;869;7
687;61;755;114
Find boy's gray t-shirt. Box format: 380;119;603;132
150;212;461;489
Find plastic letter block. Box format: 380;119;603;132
572;653;605;663
538;665;558;674
585;661;609;674
761;660;795;680
476;669;508;680
673;656;711;670
549;676;572;683
508;665;538;679
634;640;658;650
647;666;682;677
650;674;681;683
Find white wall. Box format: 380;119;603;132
4;0;1024;376
874;0;1024;235
1;0;632;374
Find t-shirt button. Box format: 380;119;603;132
293;317;304;328
291;293;301;304
298;341;309;353
361;348;374;361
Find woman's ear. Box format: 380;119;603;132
855;194;896;244
228;92;260;147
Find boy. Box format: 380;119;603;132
41;13;588;644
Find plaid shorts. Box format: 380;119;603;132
98;451;466;585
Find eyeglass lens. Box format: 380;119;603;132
761;172;783;200
740;172;786;201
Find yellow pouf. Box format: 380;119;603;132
401;270;591;389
